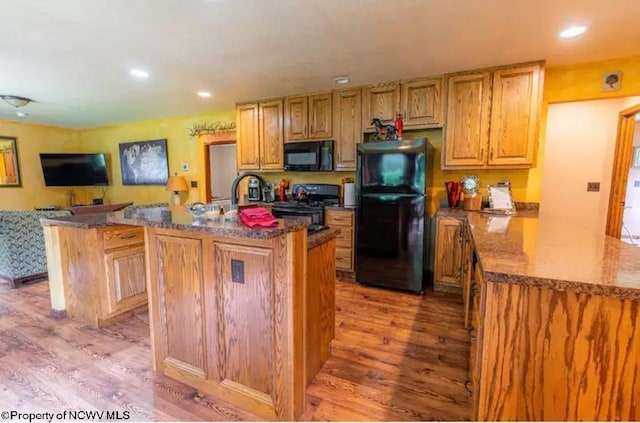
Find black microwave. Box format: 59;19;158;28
283;140;334;171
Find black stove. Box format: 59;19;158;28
271;184;340;233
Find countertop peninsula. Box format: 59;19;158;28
437;208;640;300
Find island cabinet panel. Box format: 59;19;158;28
362;83;400;132
476;281;640;421
442;72;491;168
333;89;362;170
488;64;542;167
153;235;206;379
104;244;146;315
213;243;275;399
258;99;285;170
236;103;261;170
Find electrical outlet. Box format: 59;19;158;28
231;259;244;284
190;180;198;188
587;182;600;192
634;180;640;188
181;163;189;172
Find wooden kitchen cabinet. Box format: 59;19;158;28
258;99;284;170
488;64;543;167
362;83;400;132
333;89;362;171
400;78;444;128
236;103;261;170
442;62;544;169
325;208;355;273
104;243;147;316
434;217;464;292
284;92;332;141
284;96;308;141
237;100;284;171
442;72;492;168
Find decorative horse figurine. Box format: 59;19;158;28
371;118;398;141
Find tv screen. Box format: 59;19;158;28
40;153;109;187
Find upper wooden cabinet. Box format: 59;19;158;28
333;89;362;171
488;64;542;167
284;92;332;141
362;83;400;132
237;100;284;171
259;99;285;170
400;78;444;128
442;62;544;169
236;103;261;170
443;72;492;168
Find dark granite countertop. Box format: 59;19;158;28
438;208;640;300
324;205;356;211
107;207;306;240
40;212;115;229
308;227;340;249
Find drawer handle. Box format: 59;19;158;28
464;378;473;395
120;233;137;239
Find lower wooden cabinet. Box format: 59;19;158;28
434;217;464;292
325;208;355;273
104;244;147;316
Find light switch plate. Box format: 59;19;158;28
634;180;640;188
181;163;189;171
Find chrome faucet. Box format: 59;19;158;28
230;172;266;205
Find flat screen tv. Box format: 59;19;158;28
40;153;109;187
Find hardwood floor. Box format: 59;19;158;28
0;279;470;421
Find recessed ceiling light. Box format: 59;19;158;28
130;68;149;79
559;25;588;38
15;111;28;117
334;76;350;85
197;91;212;98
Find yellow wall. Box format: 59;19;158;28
0;120;80;210
78;110;235;205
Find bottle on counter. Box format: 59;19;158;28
395;112;404;140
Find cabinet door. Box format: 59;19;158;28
308;93;332;139
442;73;492;168
104;244;147;315
333;89;362;171
434;217;463;287
488;64;542;167
284;96;308;141
152;235;206;379
362;83;400;132
236;103;261;170
258;99;284;170
401;78;444;128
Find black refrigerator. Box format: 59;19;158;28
355;138;432;293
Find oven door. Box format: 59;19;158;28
272;206;324;225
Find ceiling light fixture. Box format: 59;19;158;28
130;68;149;78
334;76;350;85
559;25;588;38
197;91;212;98
0;95;33;108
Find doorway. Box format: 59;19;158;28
606;105;640;238
618;113;640;245
209;144;237;200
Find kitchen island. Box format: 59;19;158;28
43;207;338;420
445;210;640;421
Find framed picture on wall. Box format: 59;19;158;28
633;147;640;168
119;139;169;185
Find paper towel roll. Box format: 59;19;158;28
343;183;356;207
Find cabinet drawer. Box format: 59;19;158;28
326;210;354;227
103;227;145;251
336;247;353;270
335;228;353;248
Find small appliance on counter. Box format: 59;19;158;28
262;183;276;203
271;183;340;234
247;177;262;201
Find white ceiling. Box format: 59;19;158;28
1;0;639;129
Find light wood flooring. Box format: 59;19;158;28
0;279;470;421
